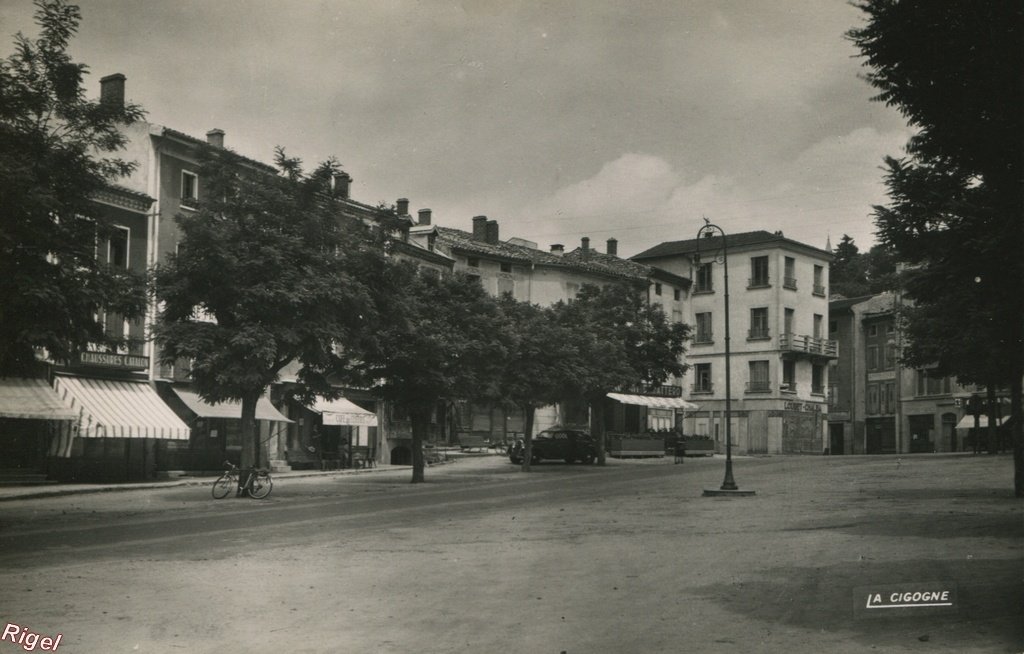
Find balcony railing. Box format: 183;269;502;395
691;384;714;394
779;333;838;358
780;381;797;393
747;277;771;289
748;328;770;340
746;381;771;393
813;283;826;297
783;277;798;290
693;333;714;345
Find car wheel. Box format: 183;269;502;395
530;451;541;465
581;453;595;464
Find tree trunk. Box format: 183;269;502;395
409;405;429;484
1011;374;1023;497
590;396;607;466
520;404;535;472
986;385;998;455
238;390;260;496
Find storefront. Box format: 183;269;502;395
605;390;698;457
48;374;191;481
288;395;378;470
0;377;79;481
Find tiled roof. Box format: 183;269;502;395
159;127;278;173
435;227;649;281
632;230;831;260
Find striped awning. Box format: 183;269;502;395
0;377;78;420
955;414;1007;430
312;396;378;426
172;388;292;423
53;375;190;440
607;392;699;411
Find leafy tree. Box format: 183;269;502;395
495;296;582;471
553;282;690;465
849;0;1024;493
339;265;509;483
0;0;146;373
829;235;869;298
153;146;378;490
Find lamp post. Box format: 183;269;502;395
695;218;751;495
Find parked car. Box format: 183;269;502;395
508;428;596;465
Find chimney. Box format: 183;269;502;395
472;215;488;241
206;129;225;148
418;208;432;226
396;198;410;216
581;237;590;252
550;244;564;256
99;73;125;108
607;238;618;256
486;220;499;244
332;172;351;199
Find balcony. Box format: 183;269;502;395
745;381;771;394
780;333;838;360
813;283;826;297
783;277;798;290
691;384;714;395
747;277;771;290
748;328;770;341
780;381;797;394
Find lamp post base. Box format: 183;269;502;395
702;488;757;497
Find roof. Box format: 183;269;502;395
828;295;876;313
159;127;279;173
434;227;654;282
632;230;832;261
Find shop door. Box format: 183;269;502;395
748;410;768;453
829;423;845;455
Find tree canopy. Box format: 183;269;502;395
829;234;897;298
153;146;379;476
338;264;509;482
0;0;147;373
849;0;1024;494
552;282;690;464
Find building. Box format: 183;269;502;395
828;292;985;455
632;230;836;454
407;214;695;453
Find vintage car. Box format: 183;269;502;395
508;428;596;465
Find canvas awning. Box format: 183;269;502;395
0;377;78;420
172;388;293;423
312;396;378;426
53;375;190;440
607;392;699;410
955;414;1008;430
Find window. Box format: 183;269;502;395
499;262;512;273
813;265;825;296
784;308;794;336
654;282;662;296
695;263;713;293
673;288;681;301
695;312;713;343
747;360;770;393
749;256;770;288
868;325;878;337
693;363;712;393
916;370;952;396
811;365;824;395
467;257;480;268
867;383;879;414
181;170;198;206
107;227;129;269
882;382;895;413
782;360;796;392
829;320;837;334
749;307;769;339
867;346;879;371
813;314;823;339
884;345;896;370
783;257;796;289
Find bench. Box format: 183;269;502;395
457;433;490;453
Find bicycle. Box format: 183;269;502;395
211;461;273;499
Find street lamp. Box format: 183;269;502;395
695;218;753;496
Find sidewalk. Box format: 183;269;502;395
0;463;411;502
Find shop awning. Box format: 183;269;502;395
0;377;78;420
312;396;378;426
53;375;190;440
172;388;293;423
607;392;699;410
955;414;1008;430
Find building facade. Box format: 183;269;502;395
632;230;836;454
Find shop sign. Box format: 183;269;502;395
620;384;682;398
784;401;822;413
79;350;149;371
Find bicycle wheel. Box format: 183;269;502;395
248;472;273;499
211;473;234;499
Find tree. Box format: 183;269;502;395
339;265;509;483
495;296;582;471
849;0;1024;494
553;282;690;465
153;146;378;490
829;235;869;298
0;0;147;373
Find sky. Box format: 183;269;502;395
0;0;913;257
